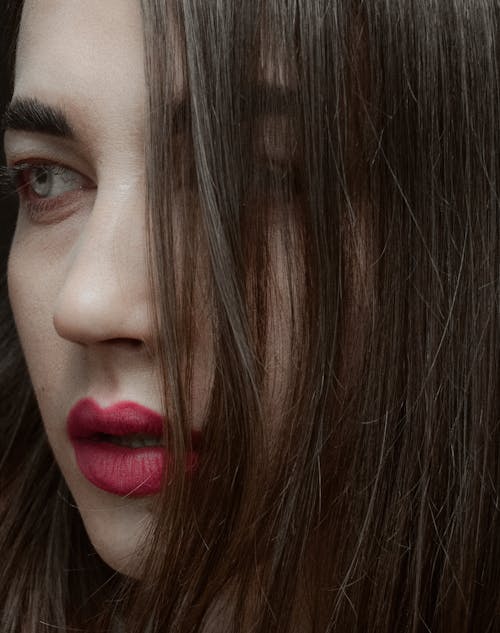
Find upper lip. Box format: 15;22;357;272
67;398;164;440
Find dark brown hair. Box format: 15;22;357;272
1;1;499;631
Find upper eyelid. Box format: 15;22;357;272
12;162;88;180
3;132;96;176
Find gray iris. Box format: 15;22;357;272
31;168;52;197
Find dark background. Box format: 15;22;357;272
1;13;19;280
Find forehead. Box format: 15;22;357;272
12;0;295;155
14;0;146;137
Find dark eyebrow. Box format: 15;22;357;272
169;84;297;135
2;86;295;140
1;97;75;139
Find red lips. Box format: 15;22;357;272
67;398;200;496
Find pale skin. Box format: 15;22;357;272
4;0;298;579
5;0;171;576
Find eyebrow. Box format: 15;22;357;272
171;84;297;132
1;85;295;140
1;97;75;139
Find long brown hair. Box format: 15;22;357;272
1;1;499;631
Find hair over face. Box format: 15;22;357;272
0;0;499;632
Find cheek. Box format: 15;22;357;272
7;237;61;401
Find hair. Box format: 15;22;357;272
1;0;499;631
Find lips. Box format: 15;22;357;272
67;398;200;496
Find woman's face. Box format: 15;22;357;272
4;0;296;576
4;0;179;576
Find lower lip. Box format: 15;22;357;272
71;441;199;497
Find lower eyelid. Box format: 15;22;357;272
19;186;97;225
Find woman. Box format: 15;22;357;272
0;0;499;631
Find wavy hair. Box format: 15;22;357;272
1;1;499;631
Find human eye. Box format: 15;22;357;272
0;161;95;223
253;117;304;200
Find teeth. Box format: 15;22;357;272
103;434;163;448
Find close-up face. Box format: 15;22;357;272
1;1;498;630
4;0;199;576
5;0;168;576
4;0;297;577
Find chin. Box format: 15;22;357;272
73;486;155;578
90;534;144;578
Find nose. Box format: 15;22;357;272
52;185;153;349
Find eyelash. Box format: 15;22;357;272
0;162;90;221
